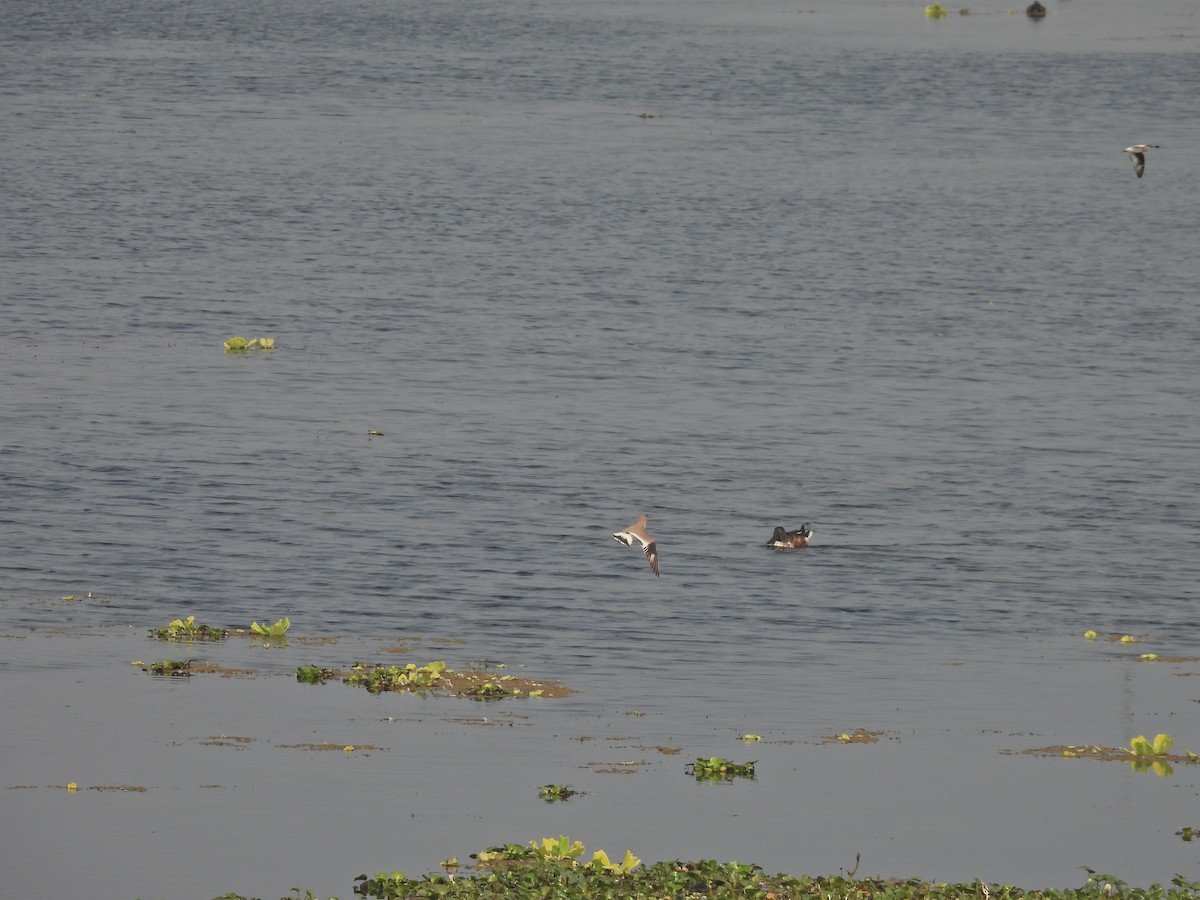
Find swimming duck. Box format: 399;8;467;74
767;524;813;549
1025;1;1046;17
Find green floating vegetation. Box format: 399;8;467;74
1127;734;1192;777
143;659;191;677
1129;733;1174;757
537;784;579;802
250;616;290;639
466;678;508;701
340;858;1200;900
223;335;275;352
296;665;338;684
341;661;555;700
475;836;640;874
345;661;448;693
1006;733;1197;779
149;615;227;642
1178;826;1197;842
685;756;756;783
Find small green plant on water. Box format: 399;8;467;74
537;784;578;802
925;2;947;18
150;614;227;642
344;661;446;693
143;659;191;676
223;335;276;352
468;679;507;700
1178;826;1196;842
686;756;756;783
296;665;337;684
1128;733;1174;757
250;616;291;639
1128;734;1176;776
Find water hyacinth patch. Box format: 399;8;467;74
345;661;448;693
537;784;580;802
335;852;1200;900
150;615;227;642
296;665;337;684
686;756;756;783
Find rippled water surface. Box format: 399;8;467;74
3;0;1200;896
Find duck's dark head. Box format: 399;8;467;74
768;526;786;544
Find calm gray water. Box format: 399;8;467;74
3;0;1200;896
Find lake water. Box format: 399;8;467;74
3;0;1200;897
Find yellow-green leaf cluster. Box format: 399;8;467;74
223;336;276;352
1128;733;1173;757
250;616;290;637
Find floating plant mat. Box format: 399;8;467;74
1003;733;1200;776
139;657;569;700
1004;745;1200;764
139;616;570;700
820;729;889;744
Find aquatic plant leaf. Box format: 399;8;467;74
531;836;585;861
249;619;291;638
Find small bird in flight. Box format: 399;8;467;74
612;514;660;576
1123;144;1160;179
